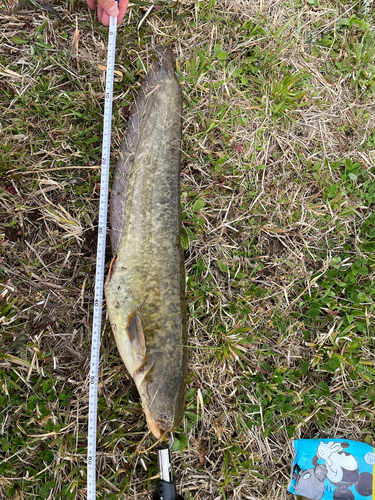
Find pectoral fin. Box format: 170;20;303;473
126;311;156;390
126;311;146;373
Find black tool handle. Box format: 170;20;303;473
157;479;183;500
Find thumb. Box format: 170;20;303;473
98;0;119;16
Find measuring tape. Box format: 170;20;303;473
87;12;118;500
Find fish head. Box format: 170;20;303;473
145;408;174;440
135;353;187;440
111;311;187;440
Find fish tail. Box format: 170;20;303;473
155;46;175;75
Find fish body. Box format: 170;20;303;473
105;47;187;439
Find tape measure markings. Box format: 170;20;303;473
87;13;118;500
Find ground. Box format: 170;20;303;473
0;0;375;499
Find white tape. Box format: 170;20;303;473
87;13;118;500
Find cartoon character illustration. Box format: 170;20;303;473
293;441;373;500
312;441;373;500
315;442;358;484
293;463;328;500
292;441;374;500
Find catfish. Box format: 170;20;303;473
105;46;187;439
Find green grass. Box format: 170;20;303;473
0;0;375;498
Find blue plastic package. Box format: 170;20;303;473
288;439;375;500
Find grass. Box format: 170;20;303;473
0;0;375;498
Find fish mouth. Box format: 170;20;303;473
145;412;172;440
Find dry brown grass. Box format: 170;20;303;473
1;0;375;498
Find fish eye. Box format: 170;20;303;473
163;413;171;420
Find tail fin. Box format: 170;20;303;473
155;45;175;75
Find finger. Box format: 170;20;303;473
98;5;110;26
117;0;129;23
98;0;119;17
102;11;111;26
97;3;104;23
86;0;96;9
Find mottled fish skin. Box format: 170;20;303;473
105;47;187;439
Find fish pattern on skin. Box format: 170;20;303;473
105;46;187;439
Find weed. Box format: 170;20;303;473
311;15;375;93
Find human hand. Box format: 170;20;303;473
86;0;129;26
